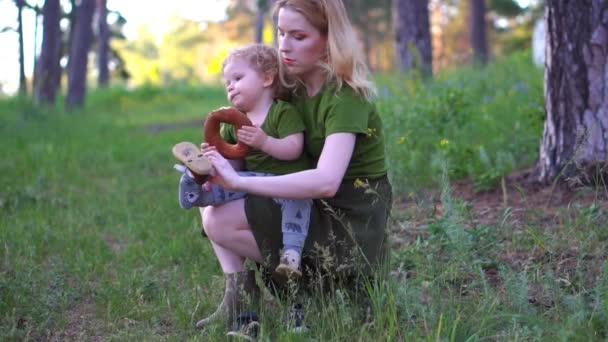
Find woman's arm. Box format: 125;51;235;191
204;133;356;199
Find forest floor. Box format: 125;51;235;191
391;169;608;302
394;168;608;231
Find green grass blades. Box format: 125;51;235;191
378;51;543;195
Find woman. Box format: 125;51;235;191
197;0;392;334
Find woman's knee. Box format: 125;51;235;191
200;206;220;240
200;205;238;245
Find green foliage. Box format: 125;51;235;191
0;86;224;340
388;156;608;340
378;51;543;194
488;0;526;17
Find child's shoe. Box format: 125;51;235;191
275;249;302;278
172;141;211;183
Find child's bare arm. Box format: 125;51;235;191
259;133;303;160
237;126;303;161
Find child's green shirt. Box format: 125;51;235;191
220;100;311;174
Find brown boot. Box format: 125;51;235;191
195;270;259;329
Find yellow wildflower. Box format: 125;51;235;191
354;178;367;188
440;139;449;147
366;128;377;137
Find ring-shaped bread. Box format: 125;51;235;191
204;107;252;159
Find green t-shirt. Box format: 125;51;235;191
221;100;311;175
292;83;387;180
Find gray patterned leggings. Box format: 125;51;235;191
203;171;311;253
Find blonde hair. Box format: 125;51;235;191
274;0;376;101
221;44;291;100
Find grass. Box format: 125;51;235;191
1;51;607;340
377;51;544;193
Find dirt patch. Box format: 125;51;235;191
104;234;122;254
391;168;608;294
394;168;608;230
51;297;105;342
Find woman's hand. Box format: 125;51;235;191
237;125;268;150
202;148;242;191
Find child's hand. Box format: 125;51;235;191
237;125;268;150
200;142;213;151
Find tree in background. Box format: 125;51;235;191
393;0;432;76
115;26;160;85
487;0;538;56
431;0;534;69
255;0;269;43
66;0;95;109
96;0;109;87
470;0;488;64
431;0;468;68
538;0;608;184
66;0;77;65
349;0;392;72
34;0;62;104
15;0;27;96
159;18;208;84
99;7;129;83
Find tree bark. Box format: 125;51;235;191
538;0;608;184
470;0;488;65
255;0;267;44
393;0;432;76
66;0;77;76
97;0;109;87
66;0;95;109
34;0;62;104
32;4;40;86
16;0;27;96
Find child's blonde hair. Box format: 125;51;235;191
274;0;376;101
222;44;291;100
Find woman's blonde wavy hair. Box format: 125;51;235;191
221;43;291;101
274;0;376;101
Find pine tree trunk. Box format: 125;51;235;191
97;0;109;87
66;0;77;76
470;0;488;65
16;0;27;96
34;0;62;104
66;0;95;109
538;0;608;184
255;0;267;44
393;0;432;76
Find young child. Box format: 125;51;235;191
176;44;310;277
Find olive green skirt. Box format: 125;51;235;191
245;175;392;284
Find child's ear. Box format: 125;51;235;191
262;73;274;88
